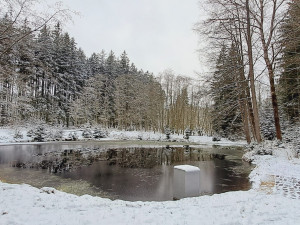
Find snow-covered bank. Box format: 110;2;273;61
243;141;300;199
0;127;245;146
109;130;246;146
1;182;299;225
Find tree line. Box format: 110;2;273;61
196;0;300;142
0;1;211;134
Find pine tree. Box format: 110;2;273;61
105;51;118;78
98;50;106;75
279;0;300;121
0;16;18;125
211;44;242;137
34;25;55;122
118;51;130;75
114;74;137;129
14;20;36;122
88;53;101;76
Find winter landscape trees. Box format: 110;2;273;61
0;2;210;134
1;0;299;142
196;0;299;142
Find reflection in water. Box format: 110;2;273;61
0;143;252;201
107;146;225;169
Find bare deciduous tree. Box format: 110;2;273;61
250;0;288;140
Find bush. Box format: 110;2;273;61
82;129;93;138
27;129;34;137
52;129;63;141
212;136;221;141
93;128;107;139
14;130;23;139
67;132;78;141
31;126;48;142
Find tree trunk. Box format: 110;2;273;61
246;0;262;143
238;85;251;143
262;47;282;140
257;0;283;141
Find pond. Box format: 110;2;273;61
0;141;253;201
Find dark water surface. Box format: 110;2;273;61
0;142;253;201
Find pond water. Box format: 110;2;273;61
0;142;253;201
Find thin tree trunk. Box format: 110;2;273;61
257;0;282;140
237;55;251;143
234;2;255;142
262;47;282;140
246;0;262;143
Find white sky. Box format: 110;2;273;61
62;0;207;77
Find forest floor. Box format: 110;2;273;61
0;127;300;224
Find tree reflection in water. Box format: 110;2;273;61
0;144;252;201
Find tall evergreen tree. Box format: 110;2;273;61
211;44;242;137
118;51;130;75
88;53;101;76
279;0;300;121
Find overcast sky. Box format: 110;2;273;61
63;0;206;77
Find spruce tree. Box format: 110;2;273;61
211;44;242;137
118;51;130;75
279;0;300;121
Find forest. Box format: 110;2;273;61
0;0;300;142
0;1;211;135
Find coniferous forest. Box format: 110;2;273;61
0;12;210;134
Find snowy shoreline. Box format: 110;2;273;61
1;182;299;225
1;129;300;224
0;127;246;146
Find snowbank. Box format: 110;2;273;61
0;128;31;143
1;182;299;225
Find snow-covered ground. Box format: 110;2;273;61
1;127;300;224
1;182;299;225
244;141;300;198
0;127;245;146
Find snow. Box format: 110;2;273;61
189;135;246;146
1;182;300;225
244;141;300;196
0;128;30;143
174;165;200;172
0;127;245;146
1;128;300;224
